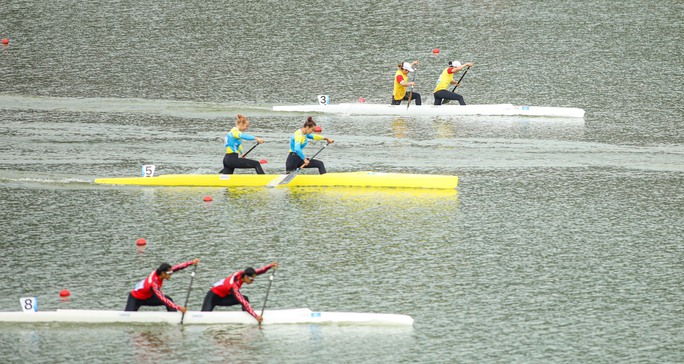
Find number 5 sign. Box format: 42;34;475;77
142;165;156;177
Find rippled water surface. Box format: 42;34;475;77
1;0;682;363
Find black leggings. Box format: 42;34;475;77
201;290;250;311
220;153;264;174
285;153;326;174
391;91;422;106
434;90;465;105
124;292;177;312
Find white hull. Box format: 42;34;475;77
0;308;413;326
273;103;585;118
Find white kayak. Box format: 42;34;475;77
0;308;414;326
273;103;585;118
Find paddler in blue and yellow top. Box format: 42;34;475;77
286;117;334;174
433;60;474;105
220;114;265;174
391;60;421;106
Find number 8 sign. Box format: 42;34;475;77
20;297;38;312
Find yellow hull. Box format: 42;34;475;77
94;172;458;190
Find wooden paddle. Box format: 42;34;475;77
180;263;198;325
276;142;330;185
442;66;471;104
259;264;277;327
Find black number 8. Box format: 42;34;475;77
24;299;33;310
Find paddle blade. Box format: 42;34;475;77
266;174;288;187
278;171;299;185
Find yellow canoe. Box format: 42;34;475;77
94;172;458;190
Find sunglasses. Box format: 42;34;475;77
165;271;173;275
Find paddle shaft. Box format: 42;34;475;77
406;66;417;110
278;142;330;185
180;264;198;325
449;66;471;93
299;142;329;168
442;66;471;105
241;143;259;158
259;268;276;326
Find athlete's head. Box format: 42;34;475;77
303;117;317;133
242;267;257;284
156;263;173;278
400;61;414;72
303;116;316;128
236;114;250;131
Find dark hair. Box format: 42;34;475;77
303;116;316;128
397;63;403;68
242;267;256;277
156;263;172;275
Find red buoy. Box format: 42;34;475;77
59;289;70;297
314;126;322;132
1;38;8;45
432;48;440;54
358;97;366;103
203;196;213;202
259;159;267;164
135;238;147;246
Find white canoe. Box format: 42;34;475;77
273;103;585;118
0;308;414;326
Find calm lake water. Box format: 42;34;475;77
1;0;682;363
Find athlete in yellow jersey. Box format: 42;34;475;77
391;60;421;106
286;117;334;174
220;114;265;174
433;60;474;105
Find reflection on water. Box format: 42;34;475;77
202;325;261;361
391;118;408;139
286;186;458;200
130;329;175;364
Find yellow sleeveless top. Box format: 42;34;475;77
393;69;408;100
434;68;454;93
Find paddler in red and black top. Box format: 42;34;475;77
201;261;278;323
125;258;200;313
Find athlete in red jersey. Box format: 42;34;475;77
201;261;278;323
125;258;200;313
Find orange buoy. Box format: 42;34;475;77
259;159;267;164
59;289;70;297
135;238;147;246
314;126;322;132
203;195;213;202
1;38;8;45
432;48;440;54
